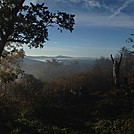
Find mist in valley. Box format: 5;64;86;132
20;56;96;80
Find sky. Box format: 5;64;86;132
24;0;134;58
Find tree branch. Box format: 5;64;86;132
7;39;27;43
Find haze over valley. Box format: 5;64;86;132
21;56;96;80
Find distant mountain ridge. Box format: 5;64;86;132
25;55;96;65
26;55;73;59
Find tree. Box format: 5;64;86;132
118;47;134;77
94;56;112;71
0;42;25;93
0;0;75;57
127;34;134;44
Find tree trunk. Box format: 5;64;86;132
0;40;6;58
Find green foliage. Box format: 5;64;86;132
95;119;134;134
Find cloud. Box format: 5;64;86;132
109;0;134;19
39;0;107;9
69;0;81;3
76;13;134;28
24;0;37;5
37;0;114;15
26;0;134;29
83;0;101;8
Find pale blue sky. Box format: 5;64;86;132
24;0;134;58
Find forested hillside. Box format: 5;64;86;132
0;53;134;133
